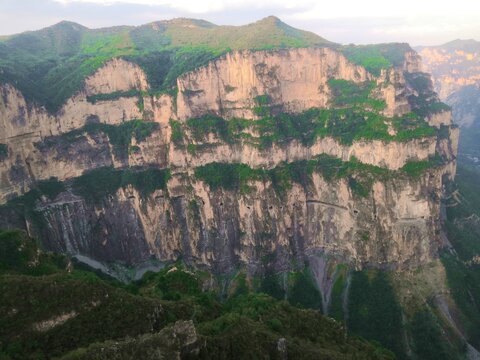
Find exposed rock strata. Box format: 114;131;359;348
0;47;458;274
14;160;450;273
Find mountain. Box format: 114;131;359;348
417;39;480;169
0;16;412;113
416;39;480;100
0;16;477;359
0;16;330;113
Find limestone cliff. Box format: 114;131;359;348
0;46;457;276
176;48;371;120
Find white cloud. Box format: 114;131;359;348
2;0;479;45
52;0;309;13
52;0;480;18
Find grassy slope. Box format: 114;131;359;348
341;43;412;76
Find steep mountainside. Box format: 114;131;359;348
417;39;480;169
0;230;394;359
0;17;475;359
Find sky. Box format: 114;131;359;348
1;0;479;46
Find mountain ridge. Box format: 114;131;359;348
415;38;480;51
0;16;416;113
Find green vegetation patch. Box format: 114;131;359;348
392;113;437;140
340;43;411;76
2;178;66;230
0;144;8;159
408;98;451;119
0;274;191;359
401;160;432;178
7;178;66;209
328;265;348;321
347;271;406;358
57;120;158;158
180;106;437;150
271;154;393;197
441;165;480;348
258;273;285;301
164;46;226;87
195;154;440;198
57;291;394;360
1;167;168;213
194;163;263;193
86;89;141;104
162;16;331;51
169;119;184;145
187;115;229;142
185;115;250;144
193;155;386;197
442;252;480;349
199;293;394;359
253;94;273;117
404;72;451;118
409;309;464;359
287;269;323;310
401;155;443;178
0;229;395;360
438;125;451;140
72;166;170;203
327;79;386;111
0;230;66;276
86;121;158;155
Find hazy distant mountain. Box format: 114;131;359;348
417;40;480;167
416;39;480;101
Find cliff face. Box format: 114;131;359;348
176;48;371;120
0;59;145;139
0;47;457;274
28;167;445;273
